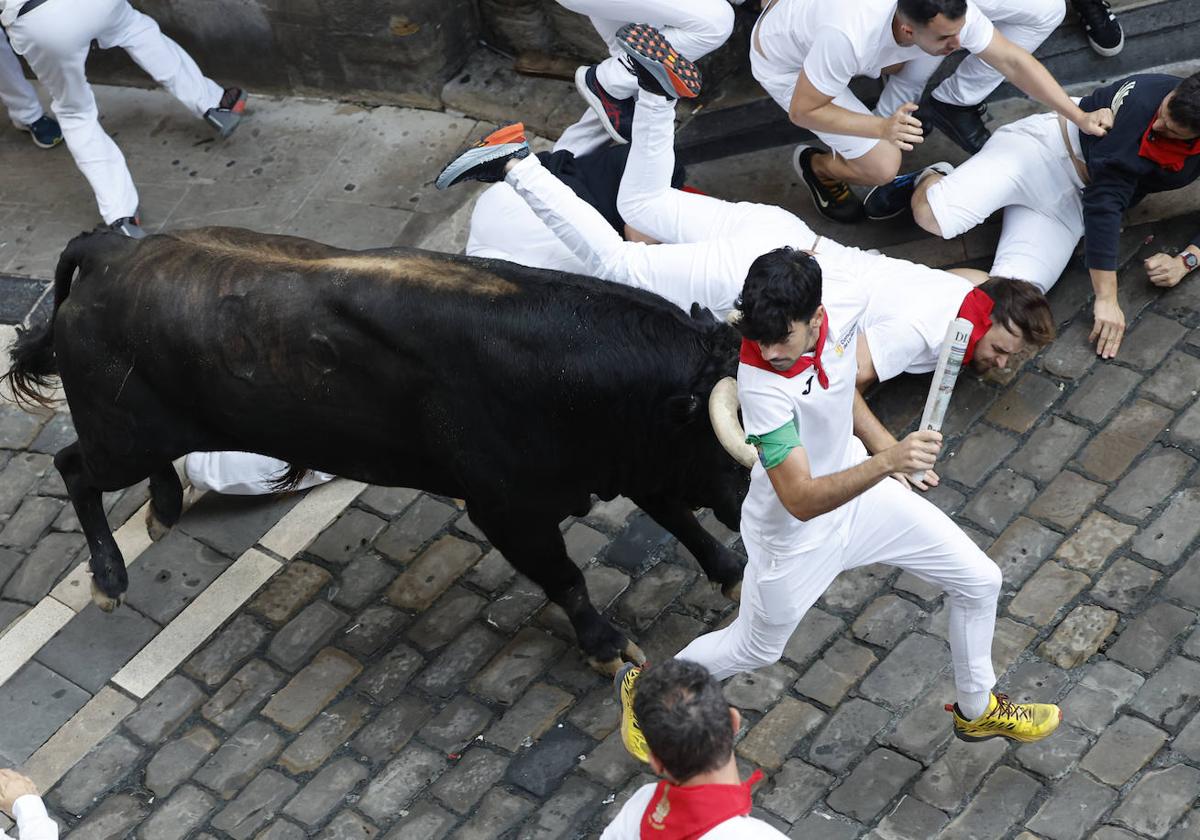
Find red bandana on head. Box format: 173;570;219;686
640;770;764;840
738;317;830;389
957;288;994;366
1139;118;1200;173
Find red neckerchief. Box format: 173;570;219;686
640;770;764;840
1138;119;1200;173
738;317;829;389
956;288;994;366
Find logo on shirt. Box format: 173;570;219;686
1111;80;1136;119
833;320;858;356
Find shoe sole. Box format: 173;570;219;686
1087;30;1124;57
792;145;863;224
617;24;701;99
18;126;62;149
206;91;248;139
435;143;526;190
575;66;628;146
927;109;989;156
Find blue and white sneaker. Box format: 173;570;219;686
17;114;63;149
435;123;530;190
864;161;954;221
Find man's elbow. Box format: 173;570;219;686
782;495;818;522
788;104;814;128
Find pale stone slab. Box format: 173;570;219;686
113;549;281;698
258;479;366;559
1038;605;1120;669
0;597;73;688
22;687;136;794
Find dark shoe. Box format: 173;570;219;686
18;115;63;149
575;65;635;144
204;87;247;138
1072;0;1124;56
109;216;147;239
792;145;864;224
927;99;990;155
616;23;702;101
864;161;953;221
435;123;530;190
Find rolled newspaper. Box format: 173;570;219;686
912;317;974;482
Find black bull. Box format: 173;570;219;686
5;226;749;672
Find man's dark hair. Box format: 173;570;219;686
734;248;822;345
1167;72;1200;137
632;660;733;782
979;277;1056;347
897;0;968;24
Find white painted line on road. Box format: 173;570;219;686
259;478;366;559
21;686;137;795
112;548;282;698
0;598;74;687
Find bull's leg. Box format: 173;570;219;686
145;464;183;542
469;503;645;674
632;494;745;602
55;443;128;611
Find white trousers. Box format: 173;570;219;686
185;452;334;496
554;0;734;154
508;93;823;319
0;31;42;126
925;112;1085;292
6;0;223;223
676;475;1001;701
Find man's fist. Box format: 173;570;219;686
0;769;39;813
888;429;942;475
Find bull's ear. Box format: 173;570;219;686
689;302;717;323
666;394;702;425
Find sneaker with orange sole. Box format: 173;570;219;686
616;23;702;100
435;123;530;190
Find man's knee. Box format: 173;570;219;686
847;148;901;186
912;191;945;237
693;0;735;46
955;557;1002;604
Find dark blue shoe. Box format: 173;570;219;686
575;64;635;144
20;114;63;149
864;161;953;221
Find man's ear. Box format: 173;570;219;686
730;706;742;735
648;752;668;779
666;394;702;425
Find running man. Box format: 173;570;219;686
870;70;1200;358
750;0;1111;222
439;24;1063;749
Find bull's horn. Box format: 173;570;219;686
708;377;757;469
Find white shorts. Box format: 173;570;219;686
925;112;1086;292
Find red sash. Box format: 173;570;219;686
640;770;764;840
738;318;829;389
957;288;994;366
1138;120;1200;173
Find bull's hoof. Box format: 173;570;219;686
145;506;170;542
721;579;742;604
587;639;648;676
90;579;124;612
623;639;647;665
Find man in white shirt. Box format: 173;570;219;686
600;659;786;840
750;0;1112;222
0;770;57;840
0;34;59;147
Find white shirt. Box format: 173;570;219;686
738;262;870;554
0;0;29;27
1;796;59;840
857;257;972;381
600;783;789;840
184;452;333;496
754;0;995;98
466;182;590;275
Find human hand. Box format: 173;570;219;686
1077;107;1113;137
887;430;942;475
881;103;924;151
1145;252;1189;287
892;466;940;491
1089;297;1125;358
0;769;38;813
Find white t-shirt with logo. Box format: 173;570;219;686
737;262;871;554
600;783;790;839
754;0;995;98
857;257;973;381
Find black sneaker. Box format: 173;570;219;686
864;161;954;221
792;145;864;224
926;99;990;155
435;123;530;190
575;65;635;144
109;216;147;239
19;114;63;149
204;87;247;138
616;23;702;101
1072;0;1124;57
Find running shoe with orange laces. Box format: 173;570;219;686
793;144;865;224
946;692;1062;743
616;23;702;101
435;123;530;190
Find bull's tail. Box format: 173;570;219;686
3;233;90;408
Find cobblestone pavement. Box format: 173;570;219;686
3;80;1200;840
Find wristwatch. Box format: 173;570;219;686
1182;251;1199;273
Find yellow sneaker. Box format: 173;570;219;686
616;663;650;762
946;693;1062;743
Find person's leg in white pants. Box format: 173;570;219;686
989;204;1083;292
0;32;44;127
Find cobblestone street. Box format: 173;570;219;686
3;69;1200;840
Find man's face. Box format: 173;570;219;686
1152;92;1199;141
971;321;1025;373
756;307;825;372
909;14;965;56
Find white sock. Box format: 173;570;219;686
957;690;991;720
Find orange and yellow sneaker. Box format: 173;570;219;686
615;663;650;763
435;123;530;190
946;692;1062;743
